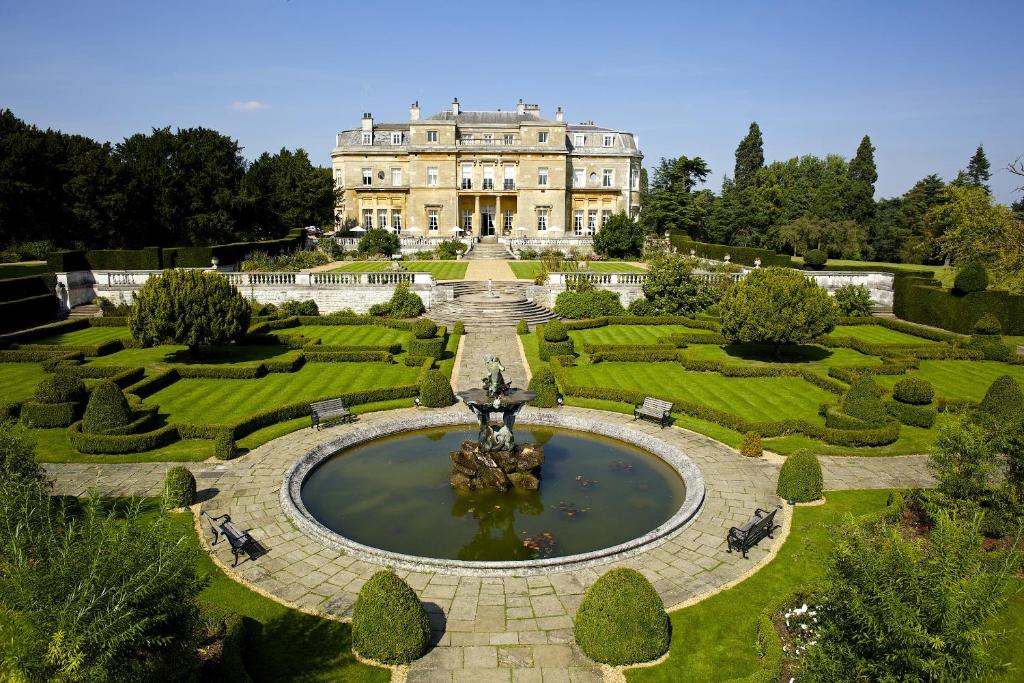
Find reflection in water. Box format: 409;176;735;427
301;427;685;561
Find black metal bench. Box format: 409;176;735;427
727;506;781;559
634;397;673;428
202;512;262;567
310;398;353;430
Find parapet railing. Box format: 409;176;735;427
547;270;743;287
95;269;432;288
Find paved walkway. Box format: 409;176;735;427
456;329;529;393
43;406;936;683
464;260;517;281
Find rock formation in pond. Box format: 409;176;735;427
450;440;544;491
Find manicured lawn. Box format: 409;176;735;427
873;360;1024;402
284;325;410;348
570;325;705;347
679;342;881;370
330;260;467;280
764;413;954;457
146;362;420;425
33;325;133;345
85;344;304;368
831;324;940;345
0;362;50;402
509;260;646;279
0;261;49;278
568;361;834;423
34;427;215;463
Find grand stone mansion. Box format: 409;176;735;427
331;99;643;242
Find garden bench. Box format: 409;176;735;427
202;512;262;567
310;398;353;430
726;506;781;559
633;397;673;428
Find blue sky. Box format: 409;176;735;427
2;1;1022;204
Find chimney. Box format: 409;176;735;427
516;98;525;115
555;106;564;123
361;112;373;132
452;97;460;115
524;103;540;115
410;101;420;121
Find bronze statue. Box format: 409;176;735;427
481;354;511;397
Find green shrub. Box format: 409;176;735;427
833;284;873;317
538;338;575;361
776;449;823;502
452;320;464;336
214;431;237;460
367;282;425;318
357;228;400;256
21;401;77;428
528;367;559;408
893;377;934;405
409;336;444;358
553;290;625;319
973;312;1002;335
81;380;133;434
33;373;87;404
977;375;1024;423
543;321;569;342
840;376;887;426
352;571;430;664
740;431;763;457
516;320;529;335
164;466;197;508
412;319;438;339
884;399;937;428
592;212;644;258
966;334;1011;361
803;248;827;269
627;297;658;316
277;299;319;317
642;254;721;316
953;261;989;294
573;567;670;665
419;369;455;407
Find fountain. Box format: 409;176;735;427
452;354;541;490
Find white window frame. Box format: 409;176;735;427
362;132;372;145
391;168;402;186
573;169;584;187
461;163;472;190
573;210;584;235
427;209;439;231
537;208;548;231
362;167;372;186
482;165;494;190
587;209;598;234
391;132;403;145
602;169;613;187
427;167;438;187
426;130;438;143
392;209;402;231
462;209;474;232
504;165;515;190
538;131;549;143
603;134;613;147
601;210;612;227
538;167;549;186
503;210;514;231
378;208;389;229
631;169;639;190
574;133;584;146
362;208;373;228
334;170;343;187
503;134;514;145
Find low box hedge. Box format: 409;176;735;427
582;343;677;355
87;316;131;327
884;399;937;428
21;401;78;428
67;421;179;454
590;349;682;363
660;331;728;345
670;235;793;267
305;351;394;363
408;337;444;358
894;274;1024;335
125;369;180;398
538;338;575;361
174;364;267;379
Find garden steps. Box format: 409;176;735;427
465;242;512;259
67;304;102;319
430;290;556;331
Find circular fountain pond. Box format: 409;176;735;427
292;422;698;568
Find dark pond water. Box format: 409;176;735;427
300;426;685;561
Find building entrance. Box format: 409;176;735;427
481;206;496;239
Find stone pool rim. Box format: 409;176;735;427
281;407;706;576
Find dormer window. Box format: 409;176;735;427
427;130;438;142
603;134;614;147
574;134;584;146
391;132;404;144
538;131;549;143
362;132;372;145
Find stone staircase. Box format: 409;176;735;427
67;304;102;320
429;286;557;331
465;242;511;259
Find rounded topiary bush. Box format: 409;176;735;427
81;380;133;434
803;248;827;269
34;373;87;405
892;377;934;405
516;320;529;335
973;313;1002;335
978;375;1024;423
352;570;430;664
214;431;237;460
776;450;823;502
839;376;887;425
164;466;196;508
740;431;763;457
419;369;455;407
528;366;559;408
574;567;670;665
452;320;465;336
412;319;438;340
543;320;569;342
953;261;989;294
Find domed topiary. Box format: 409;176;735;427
214;431;237;460
452;320;465;336
419;369;455;407
528;366;559;408
840;376;887;426
516;320;529;335
803;249;827;269
352;570;430;664
893;377;934;405
81;380;133;434
776;450;823;502
573;567;670;665
973;313;1002;335
412;319;438;340
34;373;87;405
740;431;763;457
953;261;989;295
164;466;196;508
543;320;569;342
977;375;1024;423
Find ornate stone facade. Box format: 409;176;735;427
331;99;643;241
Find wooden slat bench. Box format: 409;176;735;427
633;397;673;428
202;512;261;567
310;398;353;430
727;506;782;559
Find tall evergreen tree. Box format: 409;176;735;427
733;122;764;188
640;156;710;237
846;135;878;224
965;145;992;193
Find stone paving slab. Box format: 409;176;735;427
465;260;517;282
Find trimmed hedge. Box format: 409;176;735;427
740;431;763;457
527;366;559;408
582;343;677;355
660;331;728;345
304;351;393;363
21;401;78;428
214;431;238;460
839;376;887;426
670;235;793;267
776;450;823;502
34;373;86;404
452;320;465;336
977;375;1024;423
82;380;133;434
419;369;455;407
590;349;682;363
517;320;529;334
562;315;721;331
352;571;431;664
884;399;937;428
67;421;179;454
538;338;575;361
965;334;1011;362
543;320;569;342
803;248;827;269
893;377;934;405
573;567;670;665
164;466;196;508
411;319;438;339
0;293;58;332
894;273;1024;335
973;313;1002;335
553;290;626;319
408;336;444;358
953;261;988;294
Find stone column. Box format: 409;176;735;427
474;194;480;236
495;195;502;236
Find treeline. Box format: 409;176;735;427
0;109;336;255
642;123;1023;266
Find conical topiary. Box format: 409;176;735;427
977;375;1024;423
419;369;455;407
776;449;823;502
81;380;133;434
527;366;559;408
840;375;886;426
573;567;670;665
352;571;430;664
